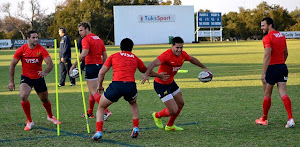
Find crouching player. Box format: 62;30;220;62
91;38;168;140
8;30;61;131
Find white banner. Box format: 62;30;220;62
198;31;222;37
114;6;194;45
280;31;300;38
0;39;12;48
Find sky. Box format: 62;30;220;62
0;0;299;18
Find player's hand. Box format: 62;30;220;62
61;58;64;63
97;86;104;94
261;73;266;84
140;74;149;84
158;72;170;81
69;65;75;74
203;68;210;72
8;82;15;91
38;71;47;78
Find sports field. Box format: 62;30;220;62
0;40;299;146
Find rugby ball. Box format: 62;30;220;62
70;68;79;78
198;71;213;83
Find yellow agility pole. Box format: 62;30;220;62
74;40;90;133
54;39;60;136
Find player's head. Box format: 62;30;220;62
120;38;134;52
59;27;66;37
172;36;184;57
261;17;274;34
27;30;38;47
78;22;91;38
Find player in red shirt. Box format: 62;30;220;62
140;37;211;131
8;30;61;131
91;38;168;140
255;17;295;128
70;22;111;119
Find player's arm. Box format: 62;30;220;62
38;56;53;78
102;51;107;63
189;56;209;72
71;49;89;70
261;47;272;83
8;58;19;91
140;58;161;84
284;47;288;61
97;65;110;93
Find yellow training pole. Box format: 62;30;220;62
74;40;90;133
54;39;60;136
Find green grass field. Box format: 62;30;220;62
0;40;299;146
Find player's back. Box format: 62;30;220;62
265;31;286;65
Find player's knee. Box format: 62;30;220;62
20;95;29;102
178;102;184;109
169;107;178;116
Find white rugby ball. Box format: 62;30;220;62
198;71;213;83
70;68;79;78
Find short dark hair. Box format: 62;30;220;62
27;30;37;38
78;22;91;31
59;27;66;33
172;36;184;45
120;38;134;51
261;17;274;29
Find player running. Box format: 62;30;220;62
70;22;111;120
8;30;61;131
91;38;168;140
255;17;295;128
140;36;210;131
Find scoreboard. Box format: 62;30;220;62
198;12;222;27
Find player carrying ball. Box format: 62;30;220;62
140;36;211;131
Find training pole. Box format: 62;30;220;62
74;40;90;133
54;39;60;136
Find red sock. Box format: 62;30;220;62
96;121;103;132
21;101;32;122
167;108;182;126
155;108;170;118
93;93;101;104
133;119;139;128
282;95;293;120
42;101;53;118
88;94;95;114
262;97;271;121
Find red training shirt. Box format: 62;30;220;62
82;33;106;65
104;51;147;82
263;30;287;65
155;49;191;85
13;44;50;79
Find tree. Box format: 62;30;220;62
173;0;182;5
288;8;300;31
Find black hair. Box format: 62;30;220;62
59;27;66;33
261;17;274;29
172;36;184;45
120;38;134;51
78;22;91;31
27;30;37;38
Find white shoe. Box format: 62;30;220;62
47;116;62;124
24;121;34;131
285;118;295;128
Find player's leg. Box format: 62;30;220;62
59;61;67;86
35;78;61;125
166;91;184;129
129;98;139;138
92;94;113;141
66;58;75;85
19;82;34;131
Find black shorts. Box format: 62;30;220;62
266;64;288;85
85;64;102;80
20;75;47;92
104;81;137;102
154;80;180;102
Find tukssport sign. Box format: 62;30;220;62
139;15;175;23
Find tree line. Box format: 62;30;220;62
0;0;299;45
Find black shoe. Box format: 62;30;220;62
58;84;65;87
69;84;75;86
